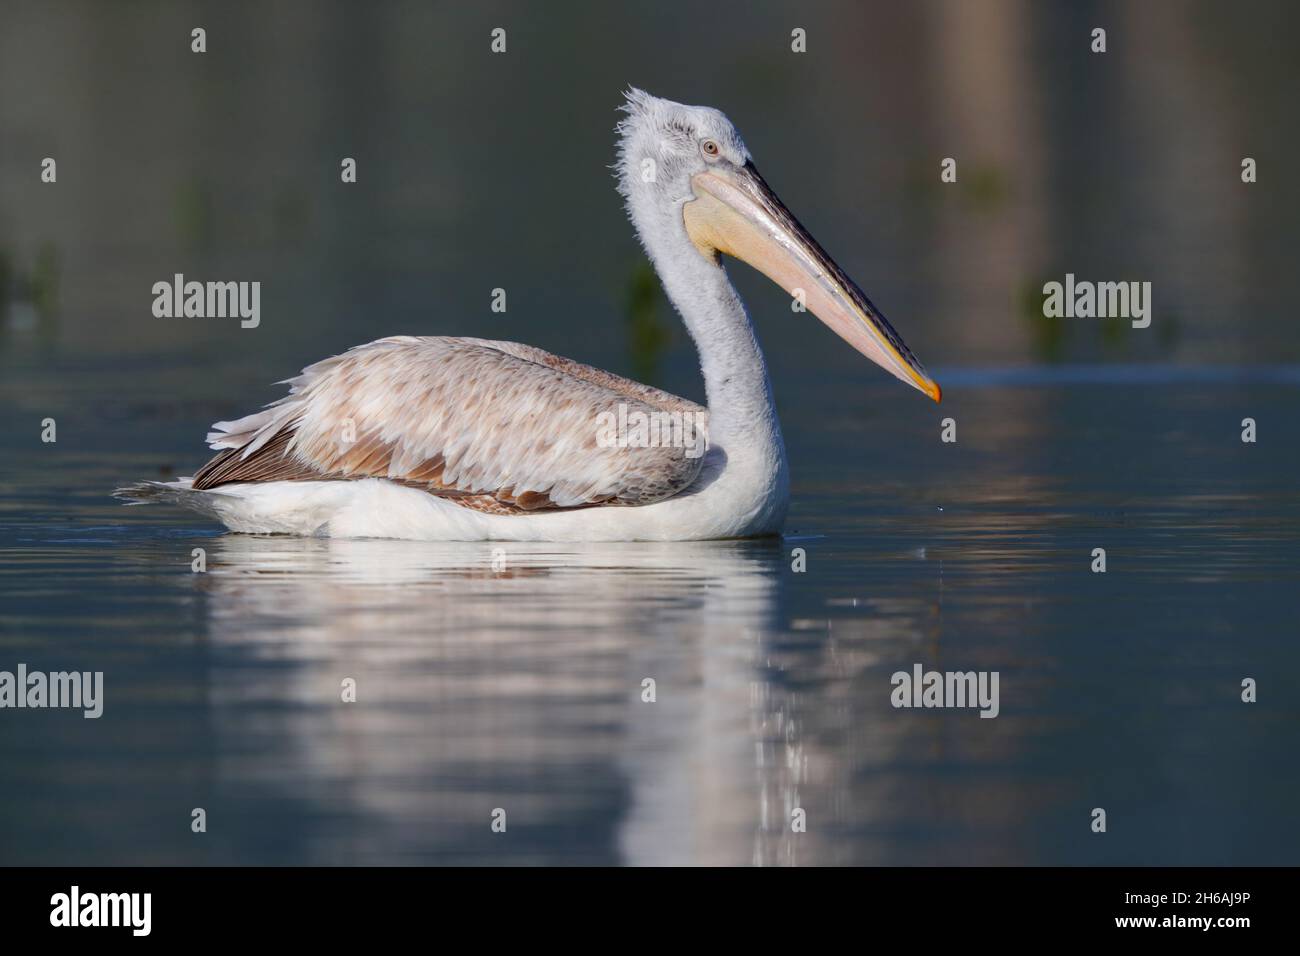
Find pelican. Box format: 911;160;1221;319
118;90;940;541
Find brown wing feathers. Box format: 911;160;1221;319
193;428;575;513
189;337;706;514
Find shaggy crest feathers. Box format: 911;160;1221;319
614;87;750;201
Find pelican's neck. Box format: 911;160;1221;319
651;238;781;450
621;173;790;528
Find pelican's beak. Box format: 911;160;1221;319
683;162;940;402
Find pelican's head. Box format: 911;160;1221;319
615;88;940;403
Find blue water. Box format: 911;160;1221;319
2;364;1297;864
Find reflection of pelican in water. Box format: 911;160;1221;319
120;89;938;541
198;534;830;865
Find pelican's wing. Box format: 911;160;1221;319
191;336;708;512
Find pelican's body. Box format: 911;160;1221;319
119;91;938;541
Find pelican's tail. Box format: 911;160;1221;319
113;479;228;520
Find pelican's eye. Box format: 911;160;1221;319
701;139;720;159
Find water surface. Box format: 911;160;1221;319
2;367;1297;865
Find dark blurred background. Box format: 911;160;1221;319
3;0;1298;389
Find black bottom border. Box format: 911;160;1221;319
0;866;1285;941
